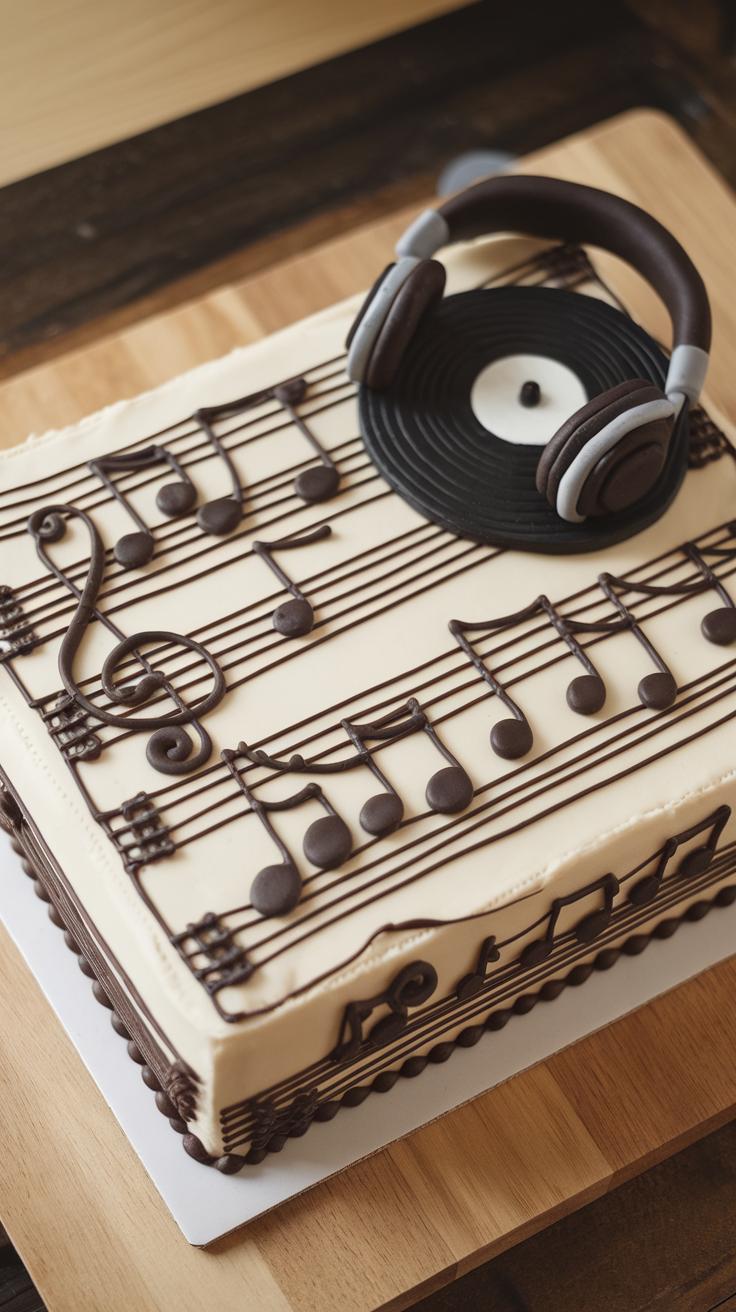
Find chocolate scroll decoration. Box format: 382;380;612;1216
27;506;226;774
332;960;438;1063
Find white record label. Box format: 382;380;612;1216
470;353;588;446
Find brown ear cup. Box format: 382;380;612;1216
536;377;673;517
364;259;446;390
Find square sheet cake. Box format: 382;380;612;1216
2;228;736;1172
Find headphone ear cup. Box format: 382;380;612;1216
345;264;394;351
536;378;673;519
364;259;446;390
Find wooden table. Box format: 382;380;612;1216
1;108;736;1312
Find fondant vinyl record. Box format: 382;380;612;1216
358;286;689;553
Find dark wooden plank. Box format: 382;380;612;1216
0;0;721;364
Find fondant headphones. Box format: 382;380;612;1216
347;176;711;524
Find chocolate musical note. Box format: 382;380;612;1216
223;748;353;916
190;409;245;537
88;447;197;569
449;613;534;760
450;594;608;759
628;805;730;906
597;573;677;710
332;960;438;1063
685;543;736;645
273;379;341;504
239;695;473;827
252;525;332;637
27;505;226;774
455;936;500;1001
519;873;620;969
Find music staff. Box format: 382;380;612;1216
519;873;619;968
238;694;474;842
252;525;332;637
84;376;342;573
627;804;730;906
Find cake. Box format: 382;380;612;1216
2;207;736;1173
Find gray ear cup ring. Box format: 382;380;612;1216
349;175;710;546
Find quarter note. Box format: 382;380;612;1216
628;804;730;906
455;936;500;1000
273;379;341;504
449;613;534;759
519;873;619;969
252;524;331;637
88;446;197;568
598;573;677;710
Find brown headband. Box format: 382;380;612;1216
436;176;711;352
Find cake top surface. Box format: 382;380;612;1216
2;232;736;1048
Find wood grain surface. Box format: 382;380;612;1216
1;109;735;1312
0;0;470;187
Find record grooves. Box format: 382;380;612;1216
359;287;689;554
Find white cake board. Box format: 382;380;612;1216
1;834;735;1247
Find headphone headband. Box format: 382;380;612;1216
394;175;710;401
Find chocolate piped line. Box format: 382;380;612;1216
0;362;352;525
220;855;736;1131
95;658;736;867
0;240;601;521
115;593;736;855
240;677;736;973
32;524;735;743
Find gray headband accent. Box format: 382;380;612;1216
665;343;710;403
395;210;451;260
556;397;675;523
346;257;419;382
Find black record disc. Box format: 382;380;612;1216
358;286;689;554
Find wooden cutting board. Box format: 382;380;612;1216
1;108;736;1312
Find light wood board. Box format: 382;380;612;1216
1;109;736;1312
0;0;468;188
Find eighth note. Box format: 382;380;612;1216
519;873;619;969
223;747;353;916
88;446;197;569
598;573;677;710
685;542;736;646
449;614;534;759
253;525;331;637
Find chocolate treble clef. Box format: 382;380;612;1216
27;506;226;775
